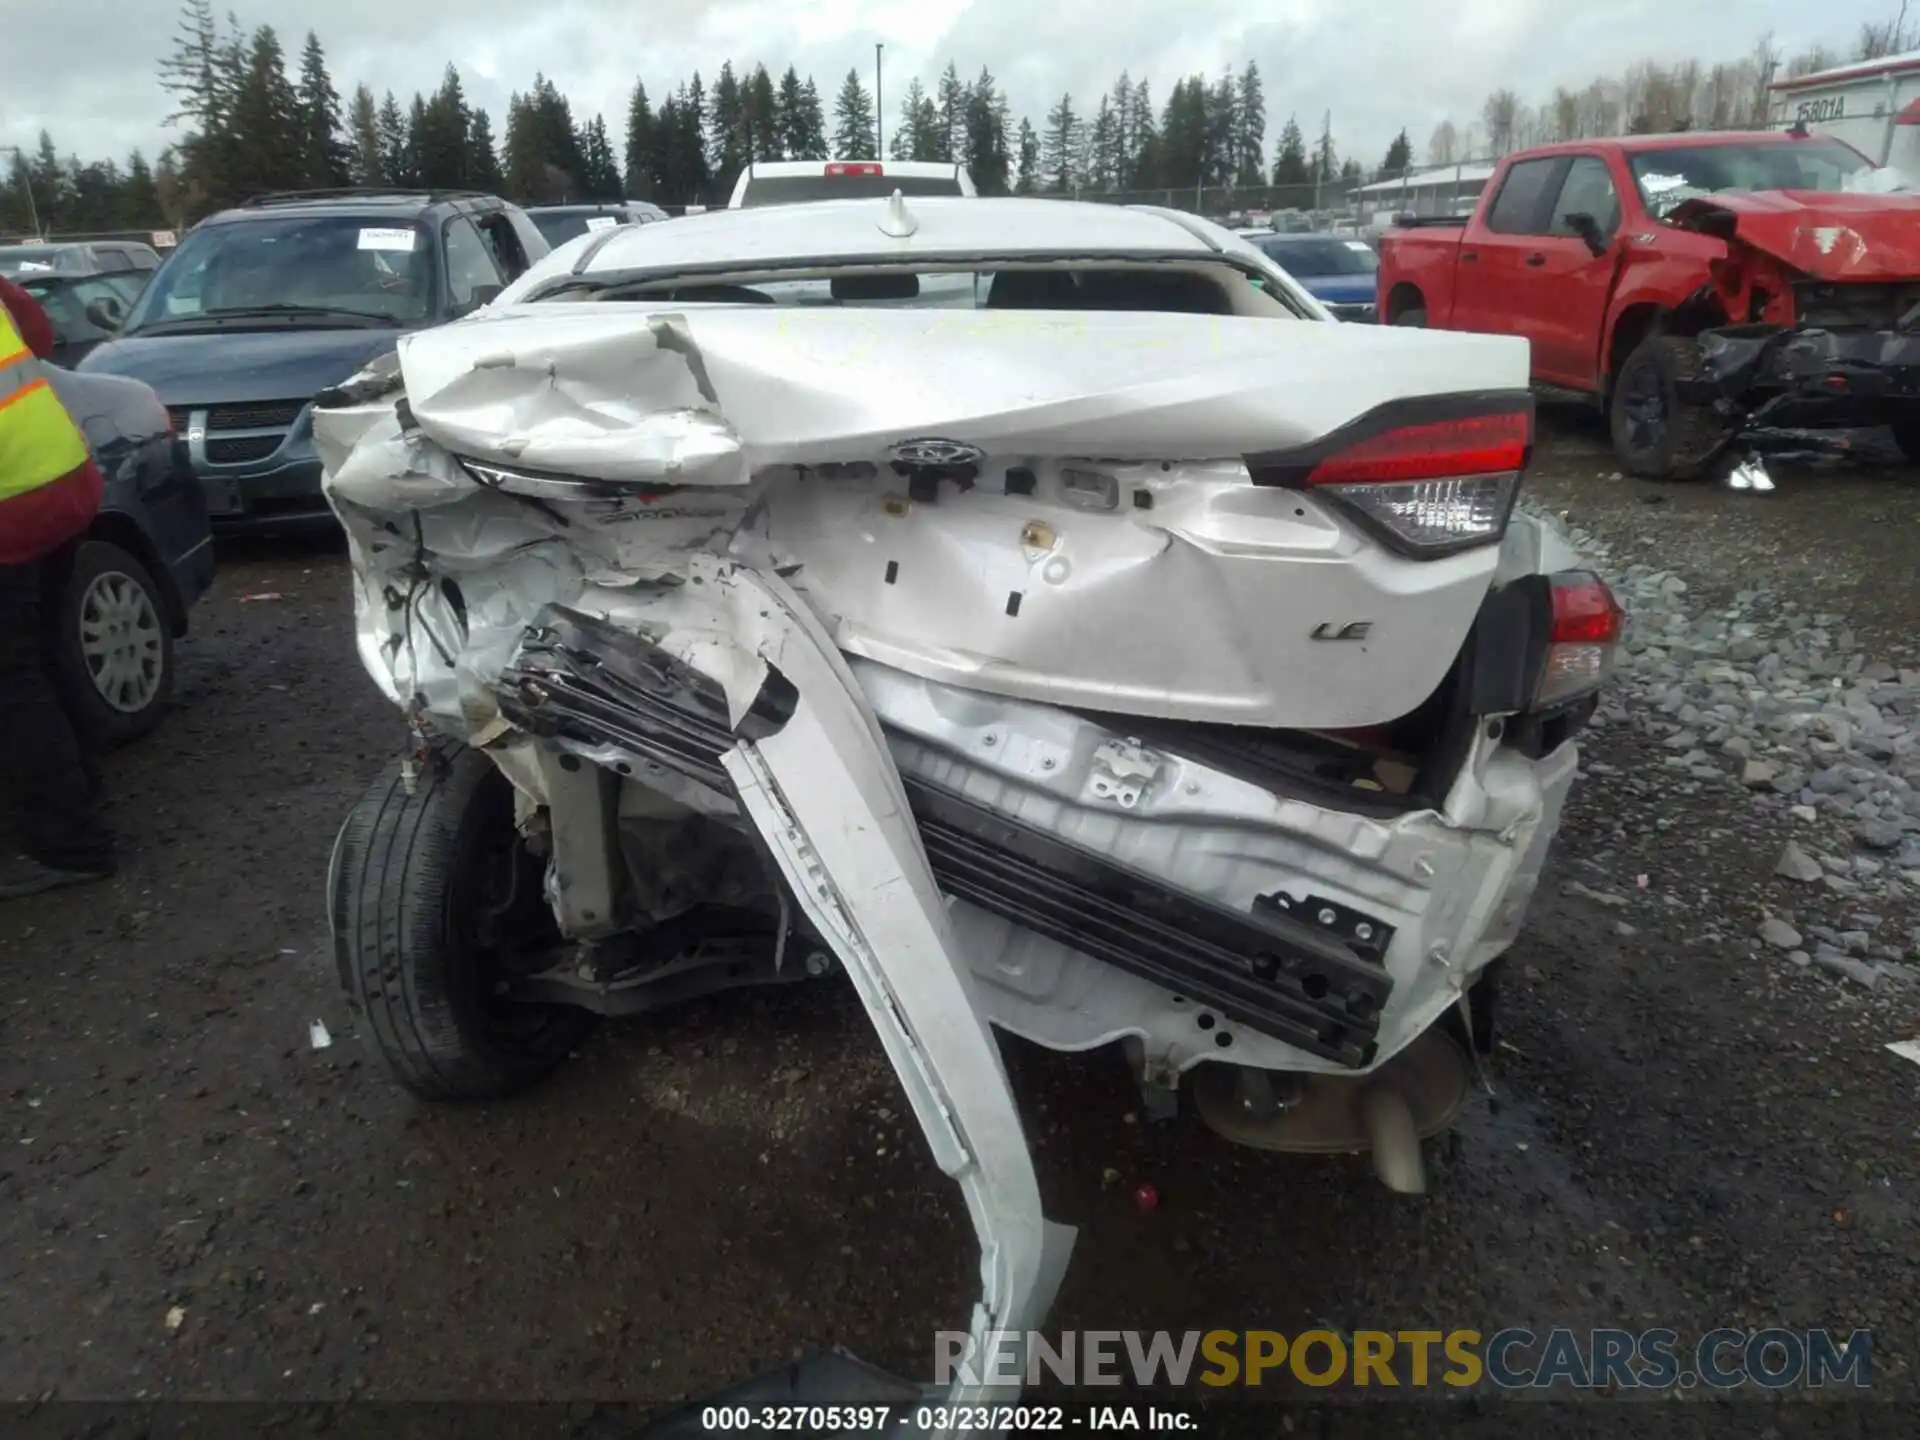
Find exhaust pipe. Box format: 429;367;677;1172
1360;1081;1426;1194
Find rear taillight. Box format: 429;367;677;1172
826;162;884;177
1536;570;1623;709
1302;409;1529;558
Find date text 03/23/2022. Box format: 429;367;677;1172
698;1405;1197;1431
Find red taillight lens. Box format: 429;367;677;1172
1299;407;1530;559
826;162;884;177
1537;569;1623;709
1550;572;1623;645
1304;412;1530;486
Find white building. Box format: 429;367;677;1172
1767;48;1920;172
1350;162;1497;225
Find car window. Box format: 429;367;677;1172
1549;157;1622;240
122;214;433;329
571;260;1281;318
94;247;131;271
15;278;81;334
475;212;532;278
738;174;963;207
1629;139;1871;219
1257;237;1378;276
1484;158;1563;235
0;245;67;278
530;210;605;248
443;216;506;307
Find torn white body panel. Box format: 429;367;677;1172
318;274;1600;1405
385;306;1529;728
857;655;1580;1078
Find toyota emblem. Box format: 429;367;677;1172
888;437;986;468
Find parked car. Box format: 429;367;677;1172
315;194;1620;1405
0;240;163;279
524;201;670;249
727;159;976;208
43;366;214;746
76;188;551;533
11;271;149;366
1375;129;1920;476
1244;231;1381;320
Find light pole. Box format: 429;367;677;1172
3;145;42;239
875;43;885;160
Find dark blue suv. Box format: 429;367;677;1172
77;189;550;533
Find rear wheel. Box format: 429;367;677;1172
1608;335;1726;479
1392;307;1428;328
1891;415;1920;465
51;540;174;749
329;742;597;1101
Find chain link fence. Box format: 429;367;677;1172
1068;159;1500;228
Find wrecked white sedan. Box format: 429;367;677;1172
317;194;1620;1397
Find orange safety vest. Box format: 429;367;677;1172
0;303;91;505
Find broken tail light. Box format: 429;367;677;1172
1289;407;1530;559
1536;570;1623;710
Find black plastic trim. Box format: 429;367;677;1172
906;780;1390;1067
1465;573;1553;716
495;609;1395;1067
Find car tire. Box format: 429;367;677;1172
329;741;598;1101
51;540;174;749
1392;307;1428;328
1891;416;1920;465
1608;335;1725;480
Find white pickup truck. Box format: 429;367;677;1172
729;158;976;207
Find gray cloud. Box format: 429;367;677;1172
3;0;1879;175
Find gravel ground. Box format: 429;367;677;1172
3;419;1917;1425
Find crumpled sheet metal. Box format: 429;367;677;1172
1667;191;1920;282
318;400;764;739
393;302;1525;476
399;310;748;486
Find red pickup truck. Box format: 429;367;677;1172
1376;130;1920;477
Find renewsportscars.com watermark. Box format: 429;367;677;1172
934;1328;1872;1392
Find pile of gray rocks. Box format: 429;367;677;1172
1531;507;1920;989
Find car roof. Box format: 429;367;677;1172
527;202;638;214
565;196;1222;278
1515;131;1845;161
199;190;503;226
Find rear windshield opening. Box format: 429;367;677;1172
738;174;963;207
531;211;624;247
567;260;1301;318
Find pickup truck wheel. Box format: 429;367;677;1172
51;540;174;749
1609;335;1725;480
1391;307;1427;328
1891;416;1920;465
329;741;598;1101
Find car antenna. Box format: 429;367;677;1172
879;189;918;238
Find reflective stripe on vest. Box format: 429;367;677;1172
0;306;92;504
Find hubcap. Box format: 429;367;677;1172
79;571;164;714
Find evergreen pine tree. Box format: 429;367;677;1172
832;69;877;160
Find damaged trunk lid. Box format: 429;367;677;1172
384;306;1535;732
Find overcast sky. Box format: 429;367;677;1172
4;0;1898;175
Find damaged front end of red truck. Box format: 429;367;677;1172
1656;189;1920;478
